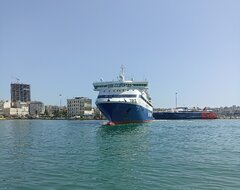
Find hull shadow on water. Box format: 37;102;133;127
98;122;149;136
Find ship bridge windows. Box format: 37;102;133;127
135;84;147;87
98;94;137;98
94;84;108;90
94;82;147;90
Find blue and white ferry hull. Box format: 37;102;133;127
93;66;153;125
97;102;153;124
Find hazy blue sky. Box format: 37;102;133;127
0;0;239;108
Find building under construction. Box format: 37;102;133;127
11;83;31;103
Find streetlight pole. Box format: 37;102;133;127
175;92;178;108
59;94;62;107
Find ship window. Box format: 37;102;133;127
98;94;137;98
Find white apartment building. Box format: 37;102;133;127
67;97;93;118
0;100;4;116
3;101;29;117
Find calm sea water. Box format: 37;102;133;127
0;119;240;190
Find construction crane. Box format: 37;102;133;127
11;77;20;83
16;78;20;83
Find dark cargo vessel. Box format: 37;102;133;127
153;107;217;120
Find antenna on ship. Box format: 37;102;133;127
119;65;125;81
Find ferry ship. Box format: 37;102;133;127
153;107;217;120
93;67;153;125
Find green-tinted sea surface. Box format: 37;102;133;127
0;119;240;189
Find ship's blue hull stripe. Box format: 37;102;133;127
97;103;153;123
153;112;202;120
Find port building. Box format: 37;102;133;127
3;101;29;118
29;101;45;117
67;97;93;118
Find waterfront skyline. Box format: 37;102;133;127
1;0;240;108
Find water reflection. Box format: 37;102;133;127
4;120;34;158
96;123;151;158
98;123;146;136
94;123;152;189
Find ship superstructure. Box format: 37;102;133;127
93;67;153;124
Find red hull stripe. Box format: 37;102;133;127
106;120;152;126
201;112;218;119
